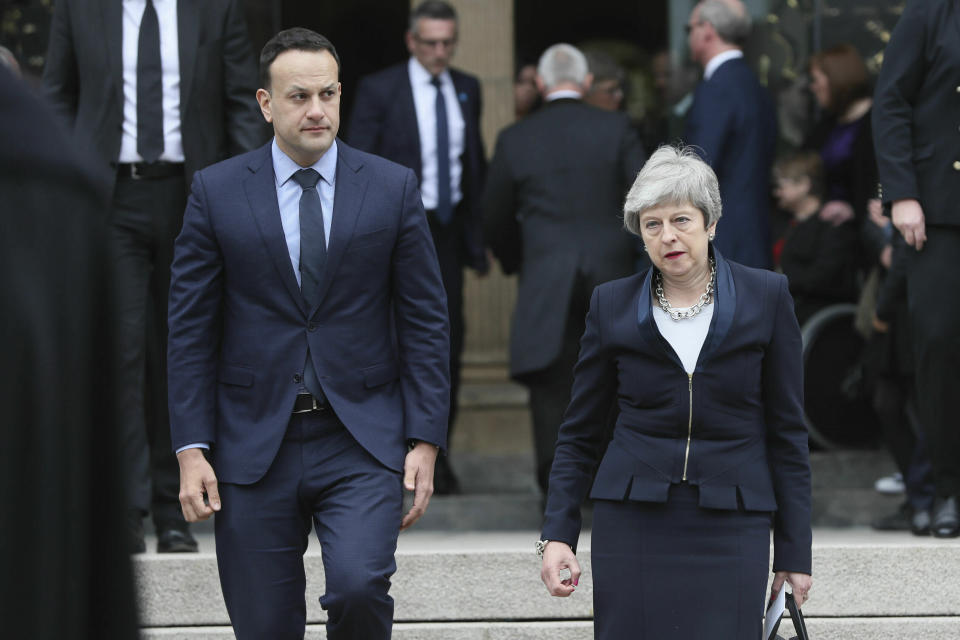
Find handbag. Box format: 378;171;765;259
767;592;810;640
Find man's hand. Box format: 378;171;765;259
177;448;220;522
400;441;438;530
819;200;855;226
771;571;813;606
892;198;926;250
540;541;581;597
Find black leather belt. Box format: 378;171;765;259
116;161;184;180
292;393;327;414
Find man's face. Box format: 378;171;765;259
686;6;708;66
584;79;624;112
257;49;341;167
406;18;458;76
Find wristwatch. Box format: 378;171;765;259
535;539;551;558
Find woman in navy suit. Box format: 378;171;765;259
538;146;813;638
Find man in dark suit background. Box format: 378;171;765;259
872;0;960;538
1;65;137;639
347;0;486;494
41;0;266;552
168;29;449;638
482;43;645;494
683;0;776;269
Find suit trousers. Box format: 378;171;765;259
906;226;960;496
110;173;185;524
215;410;403;640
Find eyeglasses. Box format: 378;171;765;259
413;35;457;49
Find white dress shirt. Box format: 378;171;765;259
175;139;339;454
408;57;465;210
703;49;744;81
119;0;184;163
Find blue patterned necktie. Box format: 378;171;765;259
431;75;453;224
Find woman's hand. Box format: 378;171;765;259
771;571;813;606
540;541;581;597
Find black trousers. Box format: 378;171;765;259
110;173;186;524
906;226;960;496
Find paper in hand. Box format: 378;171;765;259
763;586;786;640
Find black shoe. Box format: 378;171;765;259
127;511;146;554
932;496;960;538
871;502;911;531
157;522;199;553
911;508;932;536
433;455;461;495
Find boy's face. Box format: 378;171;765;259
774;175;809;211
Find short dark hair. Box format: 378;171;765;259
773;151;825;201
409;1;457;33
809;44;870;115
259;28;340;90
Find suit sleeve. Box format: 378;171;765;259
346;75;384;154
541;286;618;551
684;82;735;172
220;0;267;154
40;0;79;127
463;77;489;273
392;168;451;449
167;171;224;451
619;120;646;188
481;132;522;275
762;274;812;574
872;0;929;204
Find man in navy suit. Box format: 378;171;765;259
683;0;776;269
167;29;450;639
348;0;487;493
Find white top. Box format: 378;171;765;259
652;302;714;375
407;57;465;210
703;49;743;81
120;0;184;163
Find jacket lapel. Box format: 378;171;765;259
399;70;422;180
635;268;671;359
699;248;737;361
101;0;124;109
308;141;367;317
242;145;306;314
176;0;200;112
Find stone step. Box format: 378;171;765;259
136;529;960;631
142;618;960;639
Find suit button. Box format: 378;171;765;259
954;161;960;171
293;373;302;383
308;323;317;331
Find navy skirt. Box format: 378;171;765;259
591;483;772;640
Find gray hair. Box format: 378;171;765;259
698;0;752;45
623;145;722;236
409;0;457;33
537;44;589;91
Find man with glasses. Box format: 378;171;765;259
348;0;488;495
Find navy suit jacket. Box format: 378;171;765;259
167;141;450;483
347;62;487;269
684;58;777;268
542;250;812;574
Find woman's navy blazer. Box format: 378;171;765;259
542;250;812;574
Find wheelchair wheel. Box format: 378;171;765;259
800;303;879;450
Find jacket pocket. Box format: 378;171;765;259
363;361;400;388
217;363;253;387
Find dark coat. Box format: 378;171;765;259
347;62;487;270
482;98;646;378
167;141;451;481
541;250;812;574
873;0;960;226
684;58;778;268
41;0;266;188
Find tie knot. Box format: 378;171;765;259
430;75;442;89
293;168;321;190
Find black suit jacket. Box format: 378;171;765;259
873;0;960;227
482;99;645;378
41;0;265;187
347;61;487;269
541;250;812;574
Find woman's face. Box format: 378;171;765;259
639;202;715;281
809;65;831;109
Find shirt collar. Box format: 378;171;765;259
408;56;451;86
704;49;743;80
545;89;583;102
271;138;338;188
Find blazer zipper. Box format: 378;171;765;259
682;373;693;481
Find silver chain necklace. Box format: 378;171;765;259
655;257;716;321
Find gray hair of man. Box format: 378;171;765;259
697;0;752;45
623;145;722;236
537;43;589;91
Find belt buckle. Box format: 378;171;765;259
130;163;143;180
292;394;322;414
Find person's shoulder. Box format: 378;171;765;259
357;62;408;89
449;67;480;87
728;260;786;292
338;141;414;180
596;271;646;298
196;144;270;183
